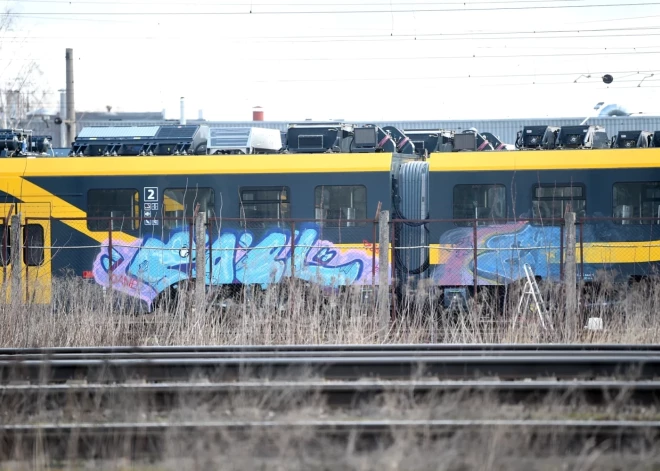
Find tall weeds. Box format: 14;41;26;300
1;273;659;347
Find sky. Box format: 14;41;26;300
2;0;660;121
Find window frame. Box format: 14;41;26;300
23;224;44;266
314;184;368;227
0;223;9;266
612;181;660;224
162;186;216;231
531;183;586;225
238;186;291;222
452;183;507;227
86;188;140;232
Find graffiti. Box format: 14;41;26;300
429;219;660;286
431;222;562;286
92;223;380;306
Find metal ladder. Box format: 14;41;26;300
513;263;553;330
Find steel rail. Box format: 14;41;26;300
2;354;660;383
0;419;657;461
2;344;660;356
4;350;660;361
2;380;660;410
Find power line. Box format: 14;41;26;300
249;74;660;84
13;0;617;5
11;2;660;14
4;25;660;44
4;24;660;38
186;49;660;60
6;48;660;60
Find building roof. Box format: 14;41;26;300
76;111;165;121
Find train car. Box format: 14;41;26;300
3;121;660;312
423;147;660;307
1;151;425;309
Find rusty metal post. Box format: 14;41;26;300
188;220;193;280
208;219;213;287
390;217;396;321
194;212;206;318
195;212;206;299
108;221;113;290
24;219;29;303
559;222;564;281
10;214;22;305
564;212;577;317
473;220;478;299
290;221;296;280
371;219;376;289
378;210;390;337
579;218;584;281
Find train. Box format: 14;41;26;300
2;122;660;311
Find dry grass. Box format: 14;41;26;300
3;275;660;469
1;274;660;347
2;384;660;470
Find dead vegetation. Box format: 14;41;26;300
2;276;660;468
1;381;660;470
1;274;660;347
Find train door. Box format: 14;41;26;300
0;202;51;304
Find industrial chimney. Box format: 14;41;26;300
252;106;264;122
180;97;186;125
65;48;76;146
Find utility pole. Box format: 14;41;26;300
65;48;76;147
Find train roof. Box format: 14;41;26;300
1;153;394;178
2;148;660;179
429;148;660;172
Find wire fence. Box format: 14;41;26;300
3;214;660;307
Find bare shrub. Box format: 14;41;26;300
2;271;660;347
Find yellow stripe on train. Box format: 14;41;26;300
429;242;660;265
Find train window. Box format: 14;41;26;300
239;187;290;227
0;224;8;265
87;189;140;231
613;182;660;224
532;184;586;223
453;184;506;226
23;224;44;266
314;185;367;227
163;187;215;232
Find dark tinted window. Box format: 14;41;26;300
23;224;44;266
240;187;291;220
613;182;660;224
0;224;8;265
453;184;506;226
314;185;367;227
163;187;215;231
87;189;140;231
532;183;586;223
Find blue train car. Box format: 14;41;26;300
423;149;660;305
3;122;660;311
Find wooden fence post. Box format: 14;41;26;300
195;212;206;311
377;210;390;339
10;214;22;305
564;212;577;317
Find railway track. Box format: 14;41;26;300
1;379;660;411
1;347;660;382
1;344;660;461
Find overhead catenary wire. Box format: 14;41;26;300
7;49;660;61
11;1;660;14
4;24;660;40
13;0;641;5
